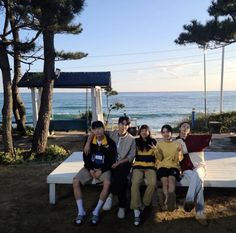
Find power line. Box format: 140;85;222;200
57;52;219;69
57;55;236;73
56;48;236;69
58;45;236;59
84;47;201;58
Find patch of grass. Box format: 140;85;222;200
0;145;70;165
25;126;34;135
11;125;34;136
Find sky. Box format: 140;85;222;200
0;0;236;92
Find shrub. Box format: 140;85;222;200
0;145;69;165
173;111;236;133
42;145;69;162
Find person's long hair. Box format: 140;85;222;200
136;124;157;151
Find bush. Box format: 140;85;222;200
42;145;69;162
173;111;236;133
0;145;70;165
78;111;92;125
25;126;34;135
0;148;31;165
208;111;236;133
78;111;107;128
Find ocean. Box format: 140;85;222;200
0;91;236;131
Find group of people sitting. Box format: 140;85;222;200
72;116;212;226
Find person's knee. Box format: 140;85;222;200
73;178;81;188
131;182;140;192
161;177;168;184
147;179;157;188
131;177;142;186
168;176;176;183
103;180;111;189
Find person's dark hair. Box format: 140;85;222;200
91;120;104;129
179;121;191;128
161;124;173;134
118;116;131;125
136;124;157;151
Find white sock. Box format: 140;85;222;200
134;209;140;217
76;199;86;216
93;199;104;216
108;193;113;199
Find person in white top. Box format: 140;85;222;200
84;116;136;219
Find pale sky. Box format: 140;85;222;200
0;0;236;92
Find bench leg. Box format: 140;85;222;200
49;183;56;204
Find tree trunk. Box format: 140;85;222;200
31;30;55;154
9;6;27;134
12;44;26;134
0;44;14;156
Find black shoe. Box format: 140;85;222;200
184;201;195;212
75;215;86;225
133;217;141;227
167;192;176;211
90;215;99;225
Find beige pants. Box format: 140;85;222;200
74;168;111;185
130;168;157;209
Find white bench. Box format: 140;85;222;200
47;152;84;204
47;151;236;204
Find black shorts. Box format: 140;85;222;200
157;167;180;181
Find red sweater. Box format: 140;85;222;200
185;135;212;152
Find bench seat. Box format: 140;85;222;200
47;151;236;204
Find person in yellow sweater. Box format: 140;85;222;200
155;124;183;211
130;124;157;226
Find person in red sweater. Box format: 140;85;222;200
176;121;212;226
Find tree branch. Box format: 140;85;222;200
3;0;9;37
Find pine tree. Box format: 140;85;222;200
28;0;87;154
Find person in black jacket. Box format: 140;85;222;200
73;121;116;225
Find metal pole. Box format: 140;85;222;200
220;46;225;113
203;46;207;127
192;108;196;128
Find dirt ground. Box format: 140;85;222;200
0;132;236;233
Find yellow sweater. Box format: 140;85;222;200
155;141;183;169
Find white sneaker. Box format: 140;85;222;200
195;214;208;226
117;208;125;219
102;195;113;211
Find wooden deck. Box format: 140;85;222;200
203;152;236;187
47;151;236;204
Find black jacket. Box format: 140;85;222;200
83;135;117;173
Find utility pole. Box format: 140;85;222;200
203;45;207;127
220;46;225;113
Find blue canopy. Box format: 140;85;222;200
18;72;111;88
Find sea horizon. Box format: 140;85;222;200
1;91;236;131
1;90;236;94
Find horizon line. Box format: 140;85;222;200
1;90;236;94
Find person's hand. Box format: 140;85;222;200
177;143;182;152
90;169;95;178
84;132;94;155
84;143;90;155
112;161;120;169
149;142;156;149
94;169;102;178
